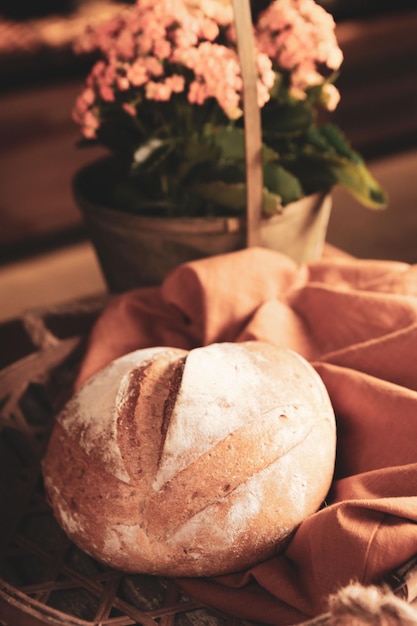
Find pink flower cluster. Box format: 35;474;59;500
73;0;343;140
255;0;343;101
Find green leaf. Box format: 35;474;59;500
312;124;361;162
261;101;315;136
262;189;285;216
326;157;388;208
188;180;283;216
212;127;246;161
211;127;278;163
176;136;220;181
278;155;335;195
295;125;388;208
184;135;219;163
188;180;246;211
303;124;372;204
263;162;303;205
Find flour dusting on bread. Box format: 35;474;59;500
42;341;336;577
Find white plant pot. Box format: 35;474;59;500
73;158;332;292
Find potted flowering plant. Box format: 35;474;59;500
72;0;386;291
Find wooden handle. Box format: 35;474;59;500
232;0;263;247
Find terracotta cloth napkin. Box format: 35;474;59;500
75;247;417;625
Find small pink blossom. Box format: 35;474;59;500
145;75;186;101
82;111;100;138
198;17;220;41
99;84;115;102
79;87;95;108
257;52;275;93
95;63;117;101
72;103;100;139
153;38;172;60
169;74;186;93
114;29;136;59
205;0;234;26
321;83;341;111
126;59;148;86
144;57;164;77
188;80;207;107
122;102;137;116
89;60;106;81
116;73;130;91
257;80;272;109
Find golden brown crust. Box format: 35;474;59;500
42;342;336;577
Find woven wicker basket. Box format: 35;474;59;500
1;299;417;626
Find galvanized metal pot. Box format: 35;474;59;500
73;157;332;293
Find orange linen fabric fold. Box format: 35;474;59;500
75;248;417;625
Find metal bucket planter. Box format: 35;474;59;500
73;158;332;293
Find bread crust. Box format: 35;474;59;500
42;341;336;576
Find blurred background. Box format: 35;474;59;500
0;0;416;324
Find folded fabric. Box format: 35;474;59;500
75;247;417;625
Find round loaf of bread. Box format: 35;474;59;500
42;341;336;577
